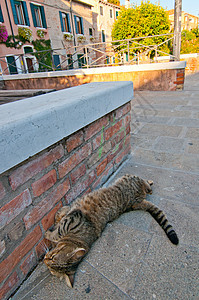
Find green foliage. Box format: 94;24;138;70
107;0;120;6
180;30;199;54
32;39;53;71
37;30;45;39
18;27;33;43
191;28;199;37
111;1;170;57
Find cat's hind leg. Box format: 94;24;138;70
132;200;179;245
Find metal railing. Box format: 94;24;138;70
0;34;175;75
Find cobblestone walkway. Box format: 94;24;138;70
12;73;199;300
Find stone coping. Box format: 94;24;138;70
2;61;186;80
0;81;133;174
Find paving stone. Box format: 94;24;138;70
13;260;131;300
185;127;199;139
186;140;199;154
86;223;152;296
131;236;199;300
153;137;185;153
137;124;183;137
149;198;199;248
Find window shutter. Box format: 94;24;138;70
74;15;78;34
10;0;18;24
80;17;84;35
40;6;47;28
30;3;37;27
59;11;64;32
0;5;4;23
22;1;30;26
67;13;71;33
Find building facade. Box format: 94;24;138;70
0;0;121;75
168;10;199;31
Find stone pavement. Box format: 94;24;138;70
12;73;199;300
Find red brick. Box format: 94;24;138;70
0;272;20;300
115;144;131;165
66;130;84;152
20;251;36;275
124;114;131;126
58;143;92;178
0;181;6;201
177;71;184;77
65;171;96;203
174;80;184;85
70;164;86;185
35;238;51;260
31;169;57;197
126;123;131;135
111;129;125;148
0;226;42;282
9;145;64;191
93;163;114;189
96;158;108;176
108;140;124;163
24;179;70;230
105;119;123;141
41;201;63;231
0;189;32;230
93;132;104;151
85;117;108;141
115;103;131;119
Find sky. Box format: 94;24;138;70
120;0;199;17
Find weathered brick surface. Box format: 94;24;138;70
0;100;131;298
105;119;123;141
70;164;87;185
20;251;36;275
41;201;63;231
58;143;92;178
0;181;6;201
9;145;64;191
32;169;57;197
66;130;84;152
65;171;96;203
0;226;42;282
85;117;108;140
96;158;108;176
24;179;70;230
0;189;32;230
0;272;20;300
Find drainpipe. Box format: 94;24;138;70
5;0;16;48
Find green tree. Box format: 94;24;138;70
111;1;170;57
180;30;199;54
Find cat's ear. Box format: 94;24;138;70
147;180;153;186
64;274;75;288
71;248;86;260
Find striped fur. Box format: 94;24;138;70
44;174;179;287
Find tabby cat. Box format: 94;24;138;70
44;174;179;287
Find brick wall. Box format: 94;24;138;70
3;62;186;91
0;102;131;299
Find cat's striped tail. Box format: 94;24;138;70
132;200;179;245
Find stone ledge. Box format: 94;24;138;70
2;61;186;80
0;81;133;174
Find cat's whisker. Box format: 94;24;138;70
40;241;50;254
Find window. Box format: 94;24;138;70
74;16;84;34
30;3;47;28
53;55;61;70
67;54;73;69
102;30;105;42
100;6;103;16
10;0;30;26
0;5;4;23
59;12;71;33
6;56;18;75
110;9;112;19
89;28;93;36
116;11;119;19
77;54;86;68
